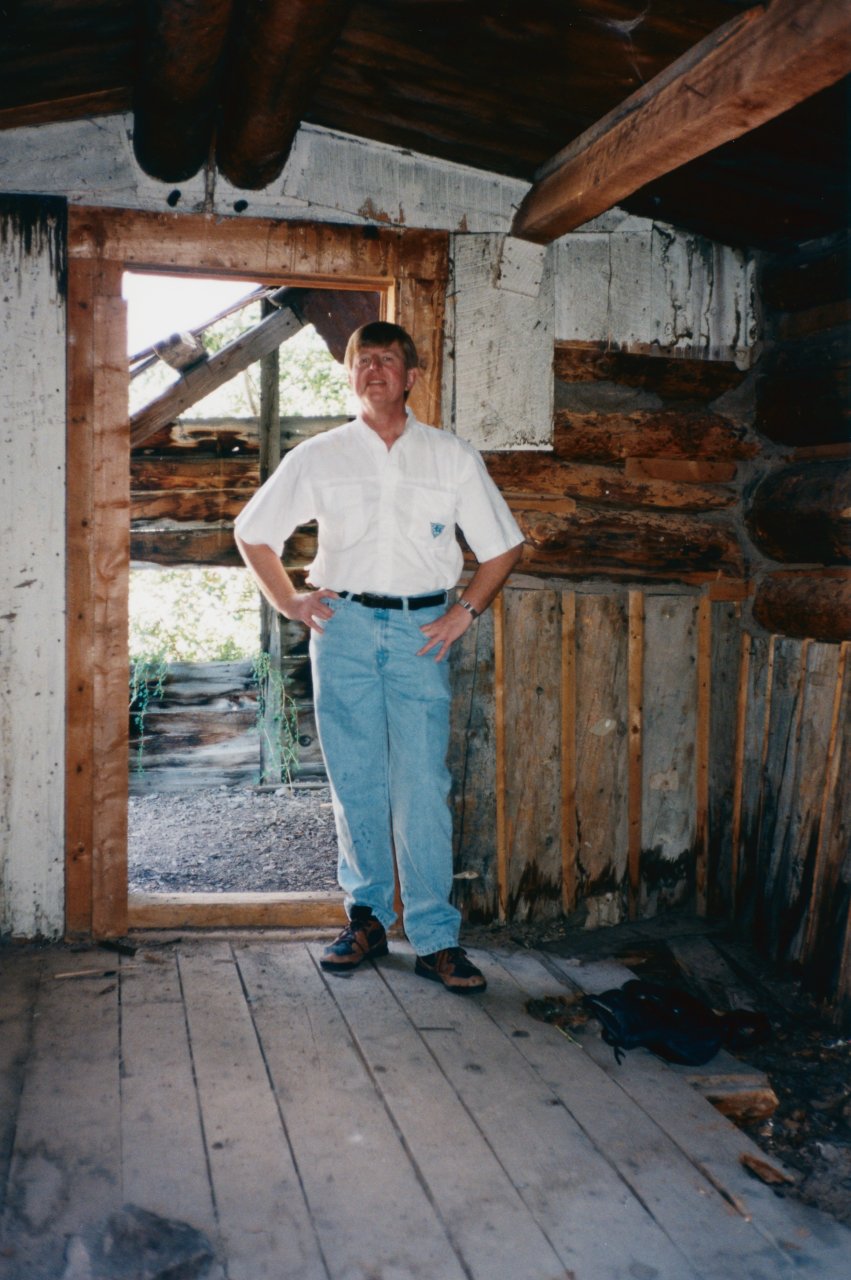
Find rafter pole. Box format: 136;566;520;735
216;0;355;190
133;0;235;182
130;294;305;448
512;0;851;244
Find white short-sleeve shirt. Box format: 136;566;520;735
234;412;524;595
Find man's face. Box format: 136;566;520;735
348;341;417;410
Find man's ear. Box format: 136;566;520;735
406;366;419;392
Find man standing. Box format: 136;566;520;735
235;321;523;993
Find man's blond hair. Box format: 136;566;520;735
344;321;419;372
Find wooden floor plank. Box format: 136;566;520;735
178;942;328;1280
307;943;568;1280
538;950;851;1275
237;942;469;1280
119;950;226;1279
0;949;123;1279
479;949;801;1280
374;944;701;1280
0;950;41;1219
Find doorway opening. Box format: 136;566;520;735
65;207;449;936
124;269;376;900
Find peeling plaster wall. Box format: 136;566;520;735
0;196;67;938
0;115;528;232
554;214;757;366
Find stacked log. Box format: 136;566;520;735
484;342;755;584
130;416;345;567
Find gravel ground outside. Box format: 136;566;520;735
128;784;340;895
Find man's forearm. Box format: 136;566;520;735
236;535;339;633
235;536;299;614
457;542;524;616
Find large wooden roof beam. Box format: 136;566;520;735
133;0;235;182
216;0;355;190
512;0;851;244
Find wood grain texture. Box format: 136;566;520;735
484;453;735;511
0;951;122;1278
729;630;752;917
91;292;130;939
448;608;498;922
553;342;746;401
502;588;563;921
132;0;234;181
514;506;745;581
65;256;97;937
68;207;450;285
574;593;629;926
512;0;851;242
801;643;850;993
752;568;851;645
127;892;346;929
640;596;698;917
554;410;759;461
628;590;644;920
561;592;577;914
216;0;355;190
707;601;743;917
752;638;806;959
736;635;774;928
695;598;711;916
746;459;851;566
780;643;842;966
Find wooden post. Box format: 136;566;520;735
493;593;508;923
627;590;644;920
258;300;284;784
730;632;752;918
695;598;712;916
66;257;130;939
561;592;577;915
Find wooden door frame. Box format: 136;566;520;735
65;206;449;938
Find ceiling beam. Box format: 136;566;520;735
512;0;851;244
131;293;305;448
133;0;235;182
216;0;355;190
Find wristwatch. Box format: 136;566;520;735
458;598;480;619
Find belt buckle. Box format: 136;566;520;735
361;591;390;609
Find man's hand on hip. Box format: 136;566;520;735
416;604;474;663
283;589;340;633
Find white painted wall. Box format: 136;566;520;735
553;211;757;366
446;234;554;450
0;117;757;936
0;200;67;937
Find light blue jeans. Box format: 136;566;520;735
310;595;461;956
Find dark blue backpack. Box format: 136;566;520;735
583;979;771;1066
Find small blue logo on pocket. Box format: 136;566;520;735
430;523;445;538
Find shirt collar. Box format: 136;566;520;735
352;408;418;449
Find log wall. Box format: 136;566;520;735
129;657;325;795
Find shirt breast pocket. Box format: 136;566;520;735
401;486;455;544
318;483;370;550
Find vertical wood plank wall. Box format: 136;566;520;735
450;599;850;1017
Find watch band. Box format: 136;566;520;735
458;598;480;619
